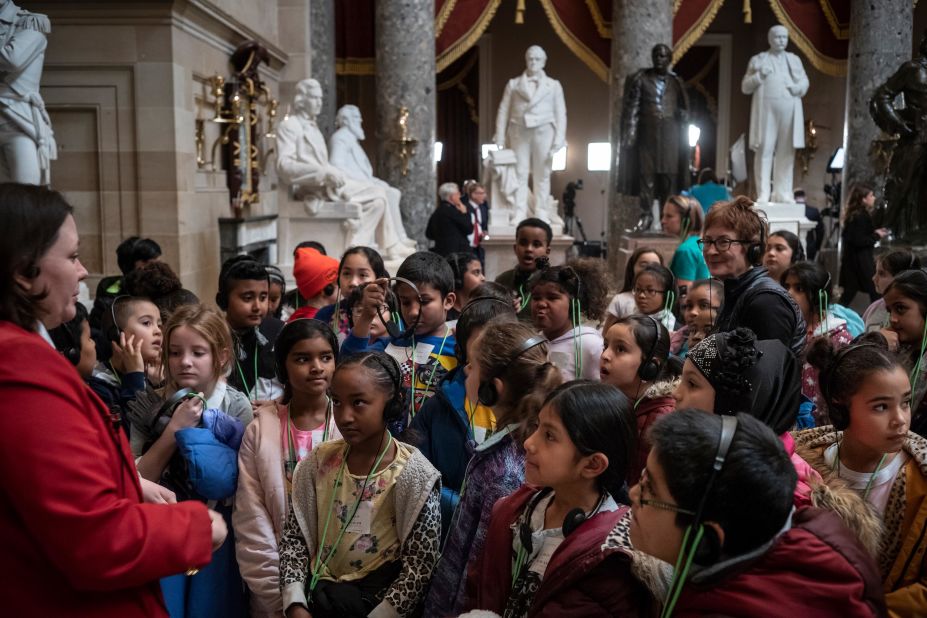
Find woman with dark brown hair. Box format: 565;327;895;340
0;183;225;616
839;183;888;307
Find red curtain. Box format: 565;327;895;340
436;47;481;188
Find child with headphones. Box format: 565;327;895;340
796;335;927;615
266;264;287;319
425;320;562;617
279;351;441;618
883;269;927;436
625;410;884;616
494;218;553;319
602;247;664;334
630;263;679;331
217;255;285;403
601;315;679;486
234;319;340;617
670;278;723;358
312;246;390;339
702;196;805;357
661;195;709;292
530;258;608;381
289;247;340;322
445;251;485;322
466;381;650;616
865;250;923;332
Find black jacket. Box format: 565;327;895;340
426;200;473;256
713;267;806;357
839;211;878;294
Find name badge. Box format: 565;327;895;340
384;343;408;365
311;429;325;449
345;500;374;535
473;426;488;445
412;342;435;365
529;537;561;576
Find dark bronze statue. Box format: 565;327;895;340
617;44;690;231
869;32;927;240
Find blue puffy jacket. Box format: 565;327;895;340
174;408;245;501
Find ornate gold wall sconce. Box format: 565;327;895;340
392;106;418;177
797;119;820;178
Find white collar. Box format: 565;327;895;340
36;321;55;348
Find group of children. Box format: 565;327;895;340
42;200;927;617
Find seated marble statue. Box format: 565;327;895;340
329;104;413;252
276;79;415;260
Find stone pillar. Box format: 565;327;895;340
374;0;436;244
605;0;673;285
310;0;337;137
842;0;911;200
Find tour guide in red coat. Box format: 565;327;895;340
0;184;221;616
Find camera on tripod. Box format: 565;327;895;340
563;179;583;218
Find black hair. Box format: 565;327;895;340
470;281;514;304
781;260;832;320
649;410;797;556
455;296;517;364
634;264;675;305
295;240;327;257
116;236;162;275
807;332;906;429
530;258;609;322
339;246;389;282
396;251;455;297
49;302;89;365
768;230;805;264
689;278;723;297
0;183;74;330
446;251;480;291
126;261;199;323
621;247;664;293
543;381;635;502
884;269;927;318
344;283;398;329
275;319;339;401
335;351;406;422
878;250;922;277
516;217;553;246
217;255;269;309
697;168;718;185
615;314;677;380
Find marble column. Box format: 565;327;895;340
374;0;436;244
310;0;336;137
842;0;912;200
606;0;674;284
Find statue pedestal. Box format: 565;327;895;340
755;201;815;252
482;233;574;281
613;233;681;289
278;197;360;276
218;214;279;265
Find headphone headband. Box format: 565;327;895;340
457;296;511;324
691;414;738;526
377;277;424;340
511;335;547;362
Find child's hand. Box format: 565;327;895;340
208;508;228;551
111;333;145;374
879;328;899;351
168;394;204;431
140;477;177;504
353;279;388;338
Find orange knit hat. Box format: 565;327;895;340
293;247;338;299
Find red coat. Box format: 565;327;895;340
0;322;213;616
628;392;675;487
676;507;886;617
465;485;650;617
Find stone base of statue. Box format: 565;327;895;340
482;233;574;281
754;201;815;253
483;148;564;234
278;196;361;274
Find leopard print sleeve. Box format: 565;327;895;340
380;484;441;617
279;504;310;609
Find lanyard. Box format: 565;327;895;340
310;433;394;592
285;399;333;478
409;325;451;418
518;284;531;312
236;342;259;401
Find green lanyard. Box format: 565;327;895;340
309;434;394;592
285;399;333;479
518;284;531;312
835;443;889;501
235;342;259;401
409;326;451;419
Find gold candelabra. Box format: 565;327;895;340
392;106;418;177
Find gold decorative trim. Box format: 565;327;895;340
437;49;479;89
538;0;608;82
336;57;375;76
673;0;726;64
435;0;458;39
586;0;611;38
818;0;848;39
674;0;685;14
767;0;846;76
436;0;502;73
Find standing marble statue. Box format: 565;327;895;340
276;80;415;260
0;0;56;185
741;25;809;204
328;104;412;250
618;43;690;231
494;45;566;225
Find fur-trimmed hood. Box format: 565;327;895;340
643;377;679;400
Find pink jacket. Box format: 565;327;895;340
232;403;288;617
780;431;822;508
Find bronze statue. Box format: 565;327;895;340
617;44;690;231
869;31;927;240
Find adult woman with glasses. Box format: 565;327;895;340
698;196;805;356
0;184;226;616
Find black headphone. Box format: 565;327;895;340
638;315;664;382
477;335;547;406
448;254;470;291
106;295;131;345
366;353;406;422
689;414;738;565
376;277;424;340
455;296;513;363
274;318;340;385
49;317;83;366
821;343;880;430
216;257;266;311
518;487;607;556
745;209;769;267
266;265;287;297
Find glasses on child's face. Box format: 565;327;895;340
697;237;746;252
633;287;666;298
637;469;696;516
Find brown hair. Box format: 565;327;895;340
473;319;562;439
665;195;704;234
0;184;74;330
162;304;233;392
844;183;874;223
704;196;766;245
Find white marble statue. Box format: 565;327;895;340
494;45;566;225
276;80;415;260
0;0;56;186
328;104;412;252
741;25;809;204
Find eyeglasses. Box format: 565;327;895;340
632;287;666;298
637;470;696;516
697;237;749;252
